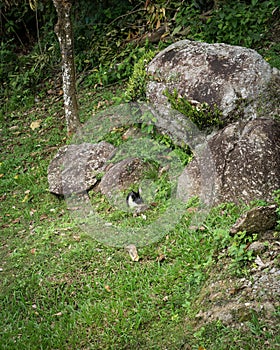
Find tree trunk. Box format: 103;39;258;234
53;0;81;135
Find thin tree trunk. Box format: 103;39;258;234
53;0;81;135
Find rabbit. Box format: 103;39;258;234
126;189;144;208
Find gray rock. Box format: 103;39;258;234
177;118;280;206
230;205;278;235
48;141;116;195
147;40;280;127
99;157;151;209
247;241;266;253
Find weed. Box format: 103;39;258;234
102;126;129;147
164;88;223;131
261;42;280;70
125;49;157;102
227;231;257;275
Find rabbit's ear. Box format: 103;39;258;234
138;187;142;195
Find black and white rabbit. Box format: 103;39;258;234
126;189;144;208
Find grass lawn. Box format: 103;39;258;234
1;86;279;349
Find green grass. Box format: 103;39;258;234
1;86;279;349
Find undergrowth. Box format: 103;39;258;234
175;0;279;48
1;0;279;114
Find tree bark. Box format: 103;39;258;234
53;0;81;135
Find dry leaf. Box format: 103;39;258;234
1;224;10;229
156;19;161;29
22;194;29;203
40;214;48;221
125;244;139;262
30;208;36;216
255;255;265;267
156;254;166;263
53;311;63;316
30;119;42;130
105;285;111;292
186;207;198;214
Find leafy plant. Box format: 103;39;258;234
204;0;278;48
125;49;157;101
138;111;192;166
164;88;223;130
227;231;258;275
174;0;279;48
102;126;128;147
220;231;257;275
173;2;203;40
261;42;280;70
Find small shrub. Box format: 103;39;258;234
125;49;157;101
227;231;258;275
164;88;222;130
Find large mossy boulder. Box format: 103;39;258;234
147;40;280;127
177;118;280;205
147;40;280;206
